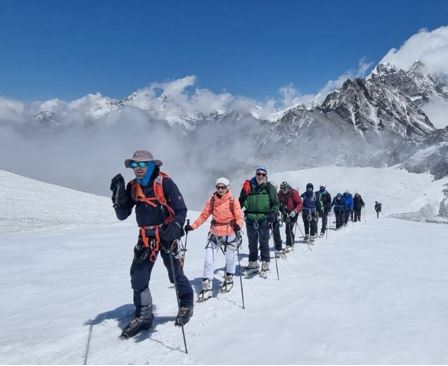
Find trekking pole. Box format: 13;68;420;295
179;219;190;269
236;238;245;309
83;321;93;365
326;212;329;240
168;249;189;354
287;219;296;254
297;221;312;252
270;223;280;281
114;182;121;206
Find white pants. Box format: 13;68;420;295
203;233;238;280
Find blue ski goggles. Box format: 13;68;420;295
129;161;149;168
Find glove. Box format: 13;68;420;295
233;223;241;233
268;211;277;223
159;222;184;247
110;173;124;193
110;174;127;206
184;224;194;232
289;211;296;219
133;242;150;264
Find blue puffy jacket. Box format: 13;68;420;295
342;193;353;210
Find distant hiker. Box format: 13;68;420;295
184;177;243;301
342;191;354;224
353;193;365;222
110;150;193;338
273;181;303;255
375;201;382;218
332;193;345;229
316;185;332;236
301;183;318;241
239;165;279;277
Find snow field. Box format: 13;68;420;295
1;167;448;363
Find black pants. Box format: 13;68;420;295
334;209;344;229
354;209;362;222
319;211;328;234
273;216;296;249
130;247;194;311
302;210;317;236
344;209;352;224
246;218;271;262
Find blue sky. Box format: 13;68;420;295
1;0;447;102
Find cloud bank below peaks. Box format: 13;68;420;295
380;26;448;75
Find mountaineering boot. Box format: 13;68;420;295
243;261;259;276
284;245;294;253
120;306;154;338
275;249;286;259
304;234;310;241
198;278;212;302
260;261;270;278
320;232;325;238
221;274;234;292
175;306;193;326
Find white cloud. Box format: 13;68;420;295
420;94;448;129
0;97;25;123
380;26;448;75
278;58;374;107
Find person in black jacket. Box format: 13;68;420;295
316;185;332;236
301;183;318;240
375;201;382;218
110;150;193;338
353;193;365;222
332;193;345;229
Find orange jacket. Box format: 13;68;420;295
191;191;244;236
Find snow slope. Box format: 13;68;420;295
269;166;448;223
0;170;118;232
1;168;448;364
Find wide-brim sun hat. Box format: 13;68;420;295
124;150;163;168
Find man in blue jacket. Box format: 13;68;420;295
342;191;354;225
110;150;193;338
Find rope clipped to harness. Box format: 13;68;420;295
139;225;161;262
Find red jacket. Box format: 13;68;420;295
278;189;303;213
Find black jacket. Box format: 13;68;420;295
114;169;187;227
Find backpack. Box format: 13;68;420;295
131;172;175;224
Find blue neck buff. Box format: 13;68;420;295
137;161;155;187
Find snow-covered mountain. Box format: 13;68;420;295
258;60;448;174
28;60;448;177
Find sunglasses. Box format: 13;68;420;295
216;185;228;190
256;172;267;177
130;161;149;168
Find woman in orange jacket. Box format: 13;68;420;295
185;177;244;301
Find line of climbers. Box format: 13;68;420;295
109;150;375;339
